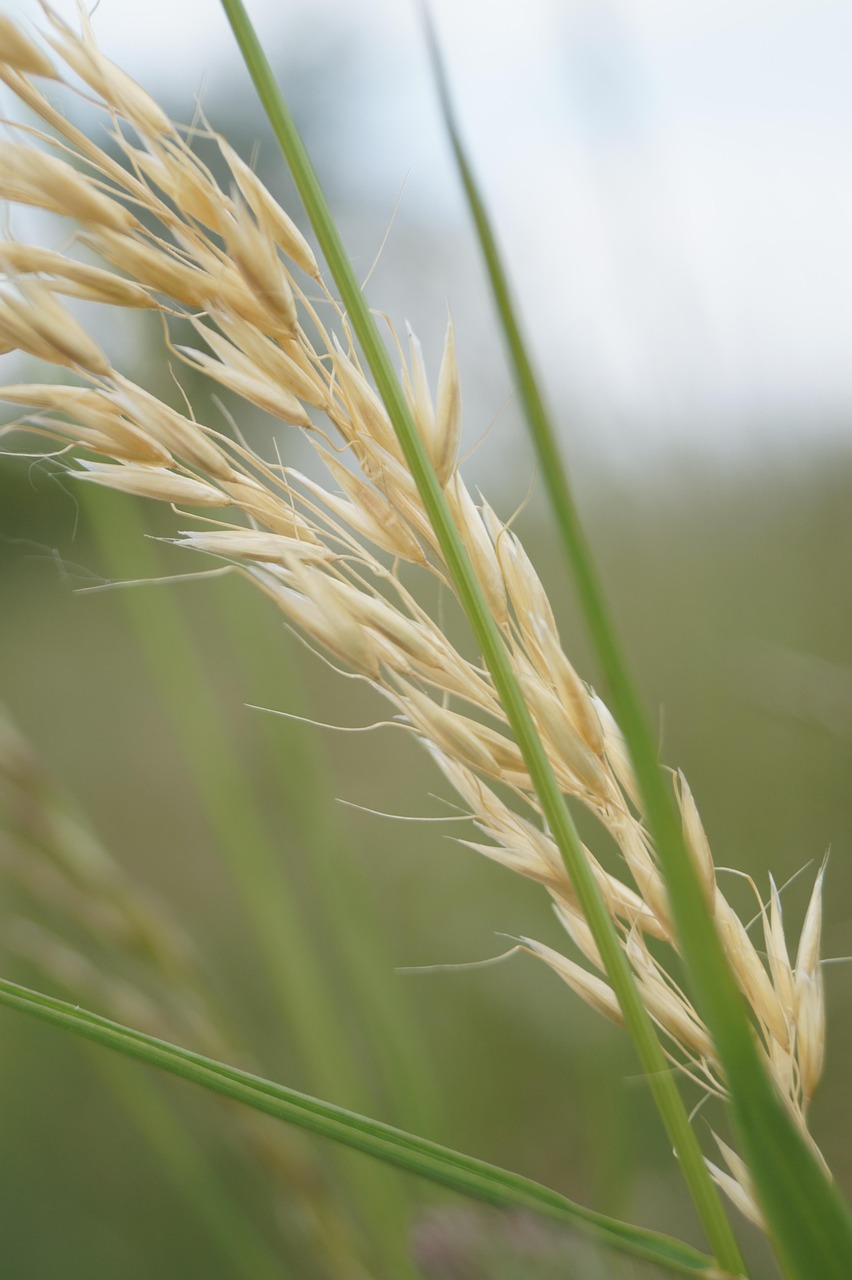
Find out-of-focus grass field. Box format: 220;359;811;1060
1;439;850;1277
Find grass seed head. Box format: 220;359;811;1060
44;7;171;136
447;474;508;625
218;137;319;278
76;460;230;507
796;859;826;981
176;529;328;564
706;1133;764;1231
714;897;790;1051
0;281;110;373
2;383;172;465
403;324;434;437
0;16;57;77
0;142;135;230
676;772;716;911
0;15;833;1203
109;378;235;480
129;141;226;232
433;316;462;485
765;874;796;1019
796;970;826;1105
523;937;623;1026
224;198;299;332
88;229;208;305
0;242;156;308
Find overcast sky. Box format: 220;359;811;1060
8;0;852;469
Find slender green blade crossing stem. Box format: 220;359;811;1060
423;19;852;1279
0;977;724;1278
218;2;745;1273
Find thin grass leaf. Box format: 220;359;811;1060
218;2;744;1271
423;19;852;1279
0;976;726;1278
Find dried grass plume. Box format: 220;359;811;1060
0;8;833;1230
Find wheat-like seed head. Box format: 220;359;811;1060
0;10;831;1230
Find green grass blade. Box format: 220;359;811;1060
218;2;744;1272
0;976;723;1278
423;22;852;1279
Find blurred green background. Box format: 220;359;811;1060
2;3;852;1277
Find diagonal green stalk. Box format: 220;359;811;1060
424;21;852;1279
218;3;744;1272
0;977;724;1278
84;491;414;1277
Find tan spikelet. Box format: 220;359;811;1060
223;199;299;332
446;475;508;625
0;242;156;308
0;16;57;77
795;861;828;1103
128;141;226;232
201;316;329;409
401;323;434;445
714;897;790;1050
494;525;558;649
518;672;612;799
76;461;230;507
796;859;826;981
0;142;135;230
220;476;307;537
177;343;312;426
523;937;623;1025
706;1134;765;1230
218;138;319;278
765;875;796;1020
432;316;462;485
176;529;329;564
331;339;399;457
676;772;716;910
88;229;209;306
538;631;605;758
590;693;641;808
44;7;171;136
305;454;427;564
108;378;235;480
1;383;171;466
0;282;110;373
